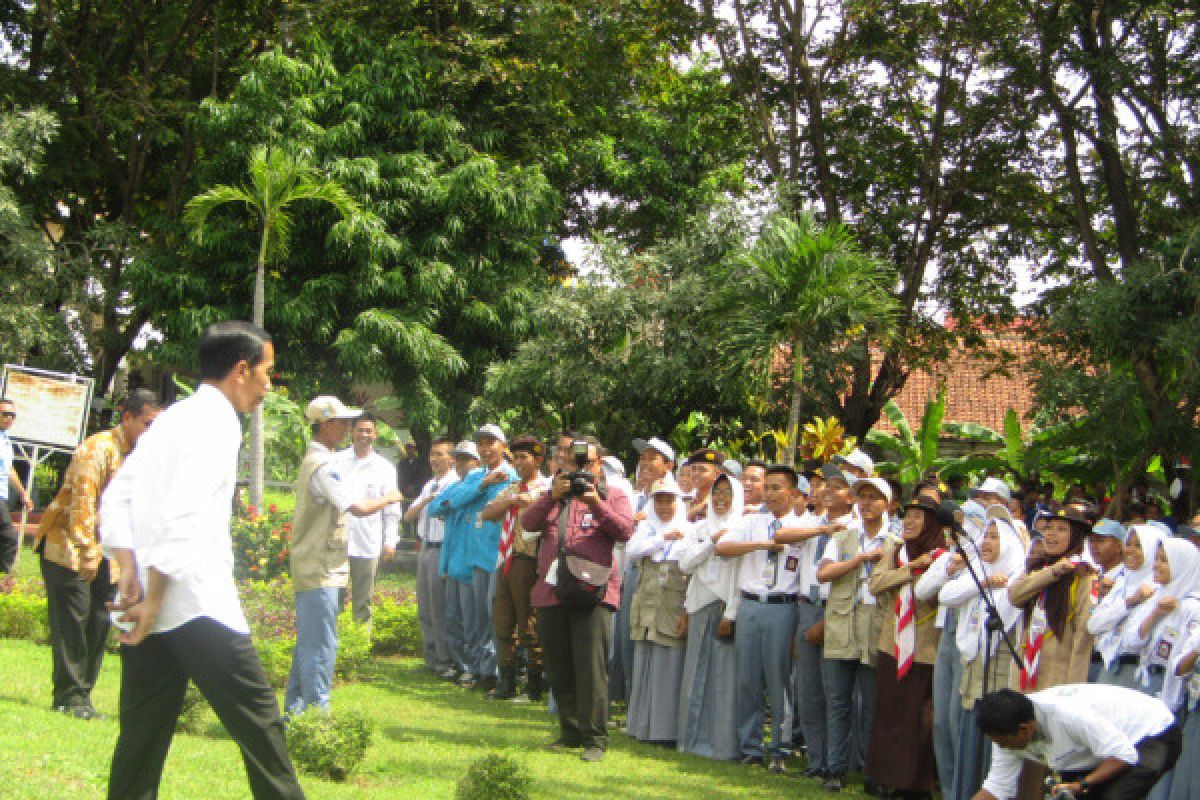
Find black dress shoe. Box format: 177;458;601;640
740;755;765;766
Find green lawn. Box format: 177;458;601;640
0;636;863;799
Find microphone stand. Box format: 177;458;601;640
945;524;1024;790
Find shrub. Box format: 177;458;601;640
232;504;293;582
335;611;372;680
456;754;531;800
285;709;373;781
177;683;209;734
371;596;421;656
256;634;296;689
0;582;49;643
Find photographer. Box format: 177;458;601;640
522;435;634;763
972;686;1181;800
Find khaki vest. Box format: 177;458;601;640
290;448;350;592
824;527;884;664
629;557;689;647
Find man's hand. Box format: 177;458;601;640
17;489;33;512
664;530;685;541
579;486;602;509
987;573;1010;589
114;569;143;608
763;541;784;554
551;474;571;501
112;597;162;646
633;510;648;523
947;553;966;574
386;490;405;505
1051;783;1083;797
482;470;506;487
910;552;935;571
77;558;100;583
859;549;884;565
1156;596;1179;615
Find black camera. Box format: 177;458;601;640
565;440;595;498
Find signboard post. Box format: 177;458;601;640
0;365;94;569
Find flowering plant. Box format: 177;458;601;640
232;504;293;582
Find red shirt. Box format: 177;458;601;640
521;484;634;609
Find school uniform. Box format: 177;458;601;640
334;447;400;628
414;472;458;672
1168;625;1200;800
727;509;809;761
819;520;888;780
1091;526;1166;689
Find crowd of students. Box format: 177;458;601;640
407;424;1200;798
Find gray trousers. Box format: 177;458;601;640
445;576;470;672
348;556;378;627
822;657;876;776
462;566;497;678
735;598;798;759
794;599;828;771
934;608;964;796
416;544;451;670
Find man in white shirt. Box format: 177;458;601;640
973;686;1181;800
716;464;829;773
335;412;401;629
403;435;459;673
100;320;306;799
284;396;403;715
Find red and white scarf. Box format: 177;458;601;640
499;482;527;575
894;545;916;679
1019;590;1048;690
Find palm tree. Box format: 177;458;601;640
184;145;364;508
714;212;899;465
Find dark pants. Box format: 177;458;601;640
537;603;612;750
41;555;115;709
107;616;305;800
1063;723;1183;800
493;555;541;675
0;503;17;573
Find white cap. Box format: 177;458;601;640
633;436;675;463
602;456;626;477
835;448;875;475
474;423;506;443
648;476;683;497
969;476;1013;502
304;395;362;423
853;476;893;503
452;440;480;460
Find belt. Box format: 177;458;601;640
423;541;442;548
741;591;798;605
1147;664;1166;677
1116;653;1140;667
1091;652;1104;664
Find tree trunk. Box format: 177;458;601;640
785;338;803;466
249;231;268;511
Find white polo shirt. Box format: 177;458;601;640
334;447;401;558
727;510;807;596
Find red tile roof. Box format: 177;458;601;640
872;321;1039;435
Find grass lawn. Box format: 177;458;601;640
0;636;864;800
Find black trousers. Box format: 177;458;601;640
40;554;115;709
1062;722;1183;800
107;616;305;800
536;603;612;750
0;503;17;573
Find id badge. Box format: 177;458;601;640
581;513;594;529
761;552;778;587
658;564;671;587
785;555;799;573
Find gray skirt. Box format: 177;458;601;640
1169;707;1199;800
627;638;686;743
677;601;739;760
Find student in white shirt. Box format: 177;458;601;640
336;412;402;628
716;464;829;773
403;436;459;674
973;685;1181;800
100;320;306;799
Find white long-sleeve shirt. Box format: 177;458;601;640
335;447;401;558
413;471;458;544
982;684;1175;799
100;384;249;635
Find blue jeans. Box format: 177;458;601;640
822;657;877;776
444;576;470;672
285;587;339;713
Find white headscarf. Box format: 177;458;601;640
1132;536;1200;698
705;473;745;527
955;518;1026;662
1124;524;1167;595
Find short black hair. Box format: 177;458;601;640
765;464;799;488
354;411;377;428
197;321;271;381
510;435;545;459
123;388;159;417
976;689;1035;736
744;459;768;471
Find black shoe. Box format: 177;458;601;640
546;737;582;752
56;704;103;721
804;767;827;780
740;755;765;767
823;774;845;792
768;757;787;774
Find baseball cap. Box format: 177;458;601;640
633;436;675;463
304;396;362;423
452;440;480;460
602;455;626;477
722;459;743;479
686;448;724;467
649;477;683;497
474;423;506;443
969;476;1013;503
821;462;857;486
1090;518;1128;543
853;476;893;503
835;448;875;475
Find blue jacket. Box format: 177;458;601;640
432;463;517;581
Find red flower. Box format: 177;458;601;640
269;503;279;514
